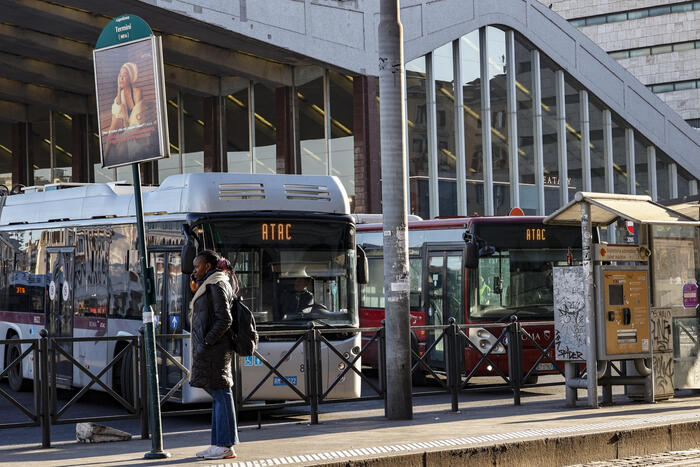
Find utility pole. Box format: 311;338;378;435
378;0;413;420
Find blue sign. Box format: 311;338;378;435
273;376;297;386
170;315;179;330
243;356;263;367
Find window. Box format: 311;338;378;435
226;86;251;173
329;72;355;197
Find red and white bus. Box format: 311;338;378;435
357;216;583;383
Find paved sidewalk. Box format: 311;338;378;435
2;383;700;466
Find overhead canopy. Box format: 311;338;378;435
544;192;700;227
666;201;700;221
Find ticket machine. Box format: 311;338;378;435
595;266;651;359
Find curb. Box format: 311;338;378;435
306;420;700;467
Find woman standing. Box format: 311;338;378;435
190;250;239;460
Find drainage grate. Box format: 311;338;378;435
219;183;265;200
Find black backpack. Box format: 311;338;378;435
230;296;259;356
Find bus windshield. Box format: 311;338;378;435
206;218;357;327
471;248;581;321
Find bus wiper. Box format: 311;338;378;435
283;318;335;328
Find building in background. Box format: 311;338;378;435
0;0;697;218
544;0;700;131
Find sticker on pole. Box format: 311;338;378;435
62;282;70;301
683;283;698;308
142;310;155;324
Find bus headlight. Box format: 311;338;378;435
468;327;506;354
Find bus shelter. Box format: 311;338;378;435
544;192;700;408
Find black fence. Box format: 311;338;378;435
0;318;563;448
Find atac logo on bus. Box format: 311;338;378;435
261;223;293;241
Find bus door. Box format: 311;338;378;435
150;250;184;398
423;246;464;370
46;247;75;387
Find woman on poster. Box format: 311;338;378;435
104;62;143;160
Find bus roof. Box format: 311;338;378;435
0;173;350;226
356;216;547;232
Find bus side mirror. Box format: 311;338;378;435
356;245;369;285
465;242;479;269
181;224;196;275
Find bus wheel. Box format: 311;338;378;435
6;335;30;392
117;346;135;406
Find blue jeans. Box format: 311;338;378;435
206;387;239;447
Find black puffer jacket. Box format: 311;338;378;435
190;273;234;390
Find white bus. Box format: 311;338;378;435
0;173;362;403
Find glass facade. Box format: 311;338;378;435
434;42;457;217
564;78;583;201
329;72;355;197
1;24;695;218
226;86;251;173
54;113;72;183
589;97;607;193
299;73;326;176
540;55;559;214
30;116;51;186
657;151;672;201
182;93;205;174
487;27;510;215
634;134;650;196
611;114;628;194
253;83;277;175
0;122;13;189
460;30;484;216
406;55;429;218
515;36;536;214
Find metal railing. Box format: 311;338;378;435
0;319;563;447
0;336;41;431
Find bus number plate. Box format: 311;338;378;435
273;376;297;386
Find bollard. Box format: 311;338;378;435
233;354;243;420
446;318;459;413
138;328;150;440
304;323;319;425
565;362;578;407
507;318;522;406
40;330;50;448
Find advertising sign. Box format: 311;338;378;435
93;17;169;169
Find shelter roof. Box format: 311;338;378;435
544;192;700;227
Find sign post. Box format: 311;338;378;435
94;14;170;459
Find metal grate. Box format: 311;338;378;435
284;184;331;202
219;183;265;200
